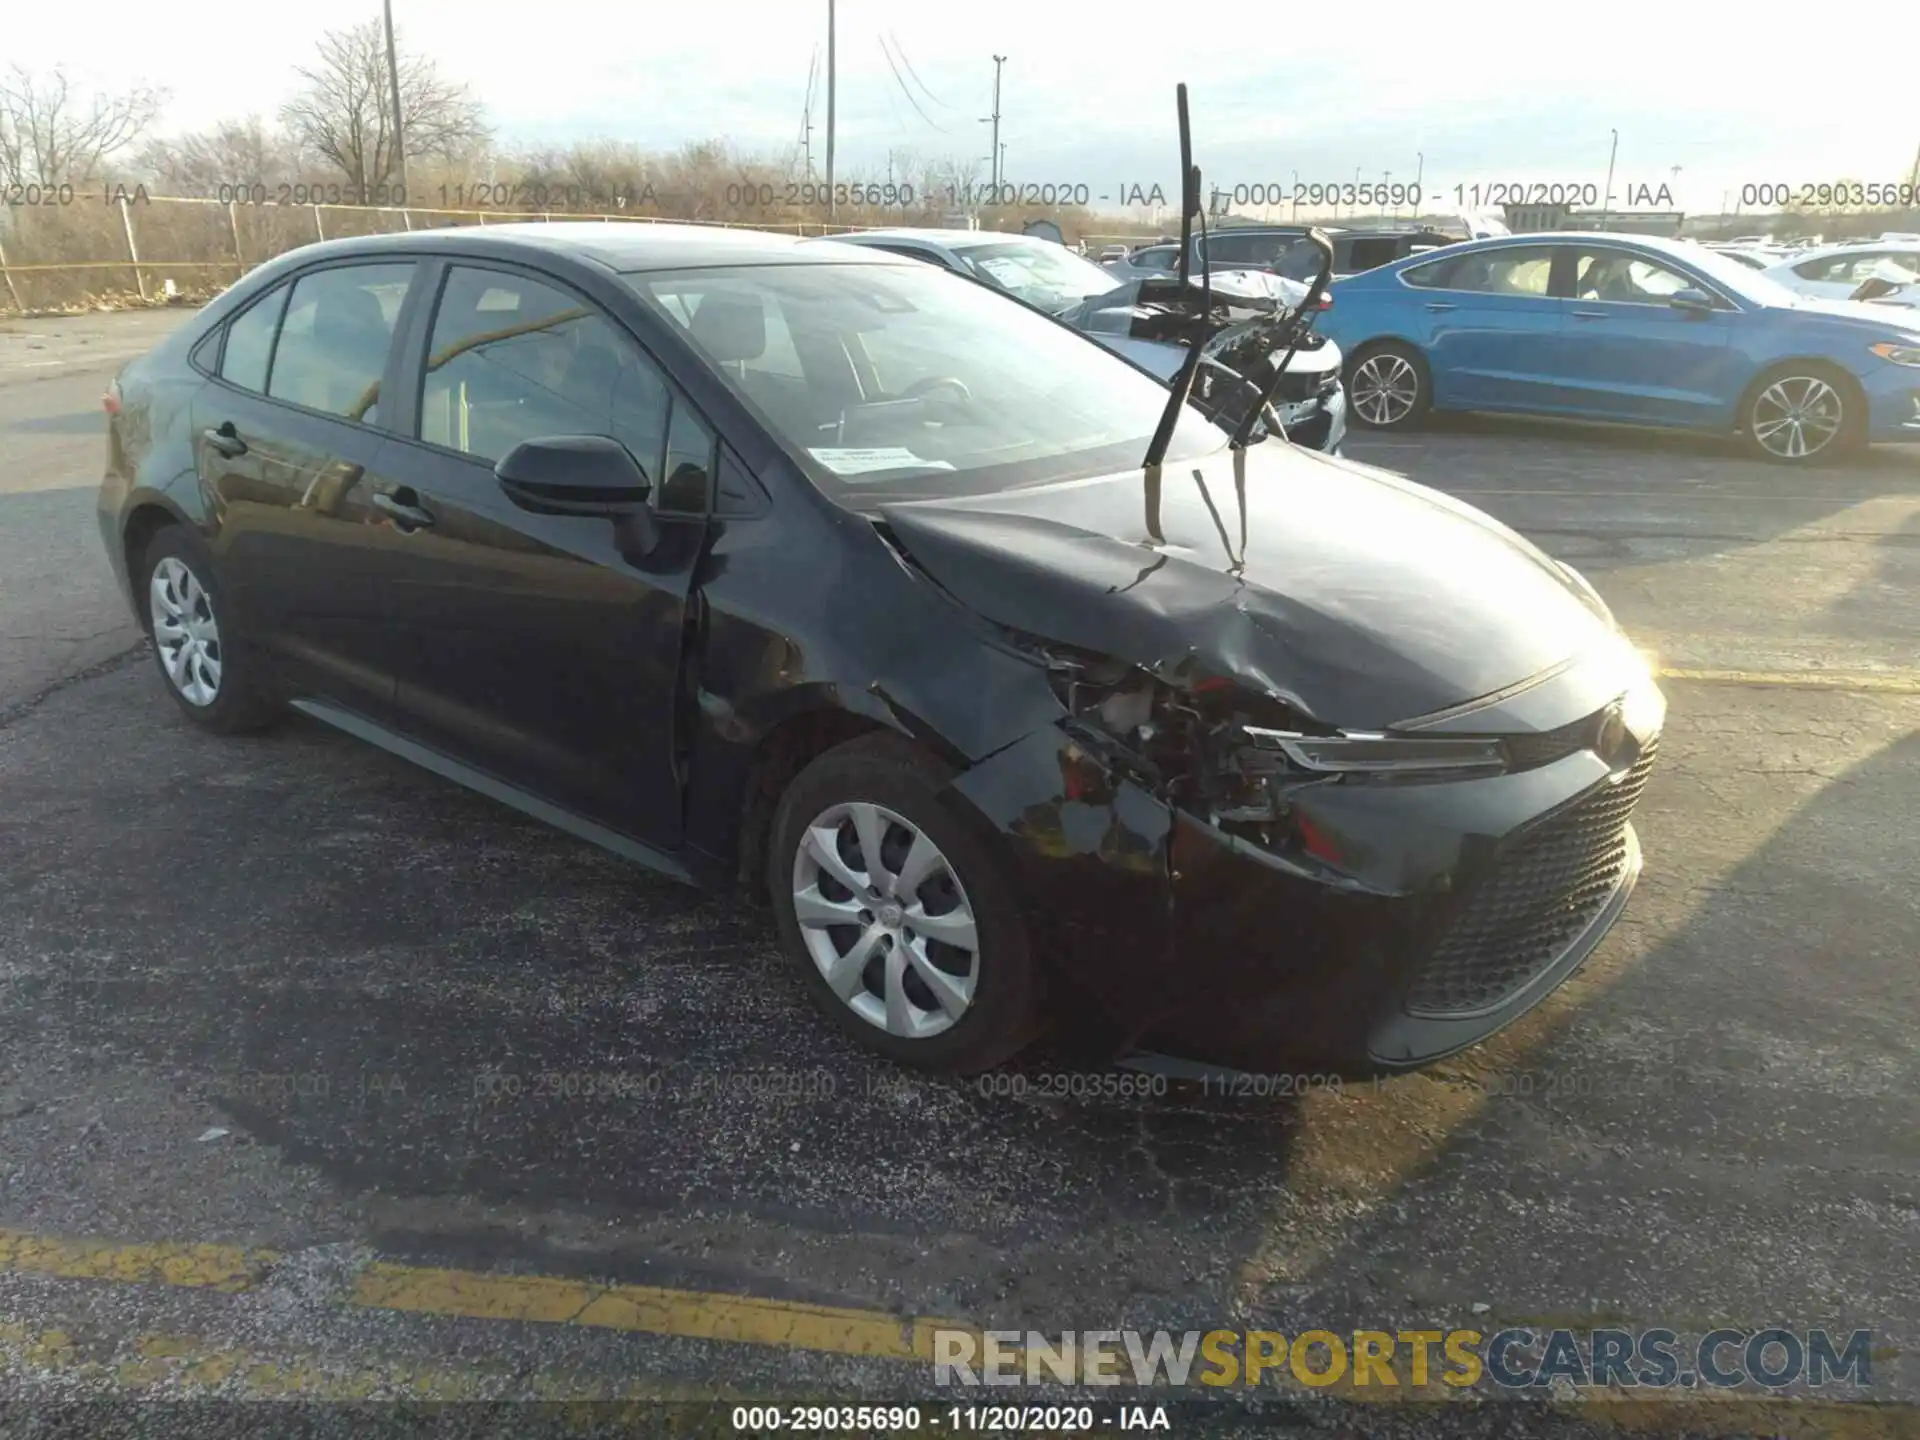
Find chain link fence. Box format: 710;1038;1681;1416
0;195;888;314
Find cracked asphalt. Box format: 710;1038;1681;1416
1;309;1917;1435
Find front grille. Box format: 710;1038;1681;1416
1272;371;1339;405
1405;739;1657;1017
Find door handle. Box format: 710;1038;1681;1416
1423;301;1457;312
202;423;247;458
1570;309;1608;320
372;489;436;530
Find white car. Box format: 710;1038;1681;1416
1762;242;1920;307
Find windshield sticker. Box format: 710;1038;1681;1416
808;447;957;477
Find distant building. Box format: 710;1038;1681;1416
1504;202;1684;237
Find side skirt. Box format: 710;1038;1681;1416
289;697;699;887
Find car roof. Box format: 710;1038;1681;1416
264;221;913;273
1764;239;1916;263
835;227;1036;250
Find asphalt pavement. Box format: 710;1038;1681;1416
0;308;1915;1434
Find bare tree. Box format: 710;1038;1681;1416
139;116;304;196
0;64;165;187
279;22;489;192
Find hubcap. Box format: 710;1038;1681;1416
149;556;223;707
1752;376;1842;459
791;801;979;1040
1351;353;1419;426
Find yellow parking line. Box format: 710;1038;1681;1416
1657;666;1920;693
350;1261;964;1360
0;1228;276;1293
0;1224;969;1363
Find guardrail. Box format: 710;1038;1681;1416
0;194;884;314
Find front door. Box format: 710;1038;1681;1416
1555;245;1738;426
374;262;717;847
192;259;422;719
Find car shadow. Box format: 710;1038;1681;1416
3;690;1317;1299
1241;710;1920;1349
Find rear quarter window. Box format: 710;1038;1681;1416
1400;257;1454;288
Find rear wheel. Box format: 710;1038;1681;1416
141;526;278;733
1741;363;1862;463
767;734;1039;1073
1346;341;1431;430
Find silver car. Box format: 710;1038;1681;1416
822;228;1346;453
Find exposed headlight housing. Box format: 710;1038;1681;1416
1868;341;1920;367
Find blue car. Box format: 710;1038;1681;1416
1319;232;1920;463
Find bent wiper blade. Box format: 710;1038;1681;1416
1230;226;1336;449
1143;82;1210;474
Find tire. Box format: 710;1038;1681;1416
1740;362;1864;464
139;525;279;733
1345;341;1432;430
767;733;1039;1074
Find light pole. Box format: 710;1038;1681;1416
984;56;1006;193
1603;127;1618;221
825;0;837;223
1291;168;1299;222
1382;170;1391;219
1414;151;1423;218
383;0;406;197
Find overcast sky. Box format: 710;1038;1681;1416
20;0;1917;217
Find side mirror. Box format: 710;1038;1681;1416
1849;275;1902;303
1669;287;1715;317
496;435;653;516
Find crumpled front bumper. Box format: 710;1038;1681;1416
941;650;1660;1077
1279;382;1348;454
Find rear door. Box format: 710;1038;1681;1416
1555;244;1738;426
372;260;715;846
1400;243;1566;411
191;259;421;719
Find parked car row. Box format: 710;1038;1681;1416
831;227;1348;453
1318;232;1920;462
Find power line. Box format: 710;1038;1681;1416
886;33;955;111
878;35;947;132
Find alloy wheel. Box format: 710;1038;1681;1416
1751;375;1843;459
790;801;980;1040
1351;352;1420;425
149;556;223;706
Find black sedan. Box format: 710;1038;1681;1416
97;222;1665;1077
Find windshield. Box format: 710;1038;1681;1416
628;262;1223;503
951;241;1122;310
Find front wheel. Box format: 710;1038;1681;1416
767;734;1039;1073
1345;341;1431;430
1741;364;1863;463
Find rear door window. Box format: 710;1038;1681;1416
266;263;416;423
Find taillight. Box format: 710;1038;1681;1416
1317;295;1333;310
102;382;121;416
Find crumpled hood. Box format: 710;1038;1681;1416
878;445;1614;729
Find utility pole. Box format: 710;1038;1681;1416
825;0;836;221
981;56;1007;192
383;0;407;197
800;51;817;180
1603;128;1618;219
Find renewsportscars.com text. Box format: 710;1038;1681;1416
932;1327;1874;1391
